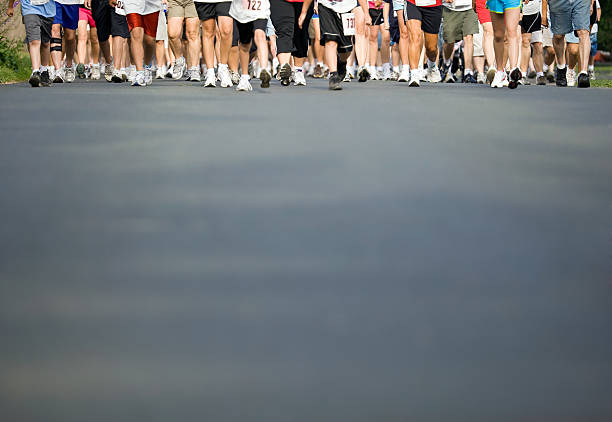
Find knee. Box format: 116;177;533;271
493;30;504;44
186;30;198;42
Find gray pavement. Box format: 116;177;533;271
1;78;612;422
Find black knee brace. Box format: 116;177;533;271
50;37;62;52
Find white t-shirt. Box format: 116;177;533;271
194;0;229;5
319;0;358;14
55;0;80;6
229;0;270;23
522;0;541;16
443;0;472;12
124;0;161;15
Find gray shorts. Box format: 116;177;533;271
23;13;53;43
548;0;590;35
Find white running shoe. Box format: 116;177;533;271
104;64;113;82
567;69;576;87
172;57;185;79
144;65;153;85
369;66;380;80
165;65;174;79
476;72;486;84
382;63;392;80
128;66;136;83
408;72;420;87
64;66;76;82
398;67;410;82
131;71;146;86
111;68;123;83
236;75;252;91
204;68;216;87
294;69;306;86
156;66;166;79
218;65;232;87
189;66;201;82
491;70;509;88
426;65;441;83
91;64;101;80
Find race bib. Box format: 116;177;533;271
342;12;355;35
393;10;397;17
30;0;50;5
242;0;262;11
453;0;471;6
115;0;126;15
415;0;436;6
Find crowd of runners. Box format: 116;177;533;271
6;0;602;90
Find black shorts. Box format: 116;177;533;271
520;12;541;34
390;19;400;43
196;1;231;20
369;8;383;26
236;18;267;44
270;0;313;57
404;2;441;34
92;0;129;40
318;3;353;53
111;11;130;38
232;19;239;46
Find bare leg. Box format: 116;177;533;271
577;29;590;74
130;27;145;70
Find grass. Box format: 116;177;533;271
0;49;31;83
591;79;612;88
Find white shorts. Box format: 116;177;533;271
156;10;168;41
123;0;160;15
542;26;553;47
530;29;543;43
473;23;484;57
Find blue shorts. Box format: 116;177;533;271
590;32;597;56
548;0;590;35
54;3;79;30
486;0;521;14
312;13;319;18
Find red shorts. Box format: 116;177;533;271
78;7;96;27
475;0;491;24
126;11;159;38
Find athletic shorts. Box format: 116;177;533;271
474;0;490;23
168;0;198;18
548;0;590;35
126;11;160;37
542;26;553;47
91;0;130;40
270;0;313;57
530;29;543;43
232;19;239;46
404;2;442;35
235;18;267;44
486;0;520;14
442;7;478;42
369;8;384;26
590;32;597;56
520;12;541;33
317;3;354;53
54;3;80;30
473;22;484;56
79;7;96;27
156;9;168;40
389;12;400;44
23;13;53;43
195;1;231;20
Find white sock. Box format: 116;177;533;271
295;66;303;72
393;65;399;73
444;58;451;66
588;65;594;71
427;58;436;68
465;68;473;75
537;71;544;77
557;63;566;69
401;64;409;72
218;63;228;70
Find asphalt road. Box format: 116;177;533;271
1;78;612;422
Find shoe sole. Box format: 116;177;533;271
77;65;85;79
53;77;63;83
204;81;216;87
112;76;122;83
29;77;40;87
260;71;271;88
508;81;518;89
408;81;420;87
279;65;291;86
358;70;369;82
486;69;496;85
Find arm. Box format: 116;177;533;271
359;0;372;25
541;0;548;27
298;0;314;28
383;1;389;30
6;0;13;17
596;2;601;22
590;0;594;14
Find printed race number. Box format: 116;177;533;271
415;0;436;6
342;12;355;36
453;0;472;6
31;0;50;5
115;0;126;15
242;0;262;10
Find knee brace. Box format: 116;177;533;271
50;37;62;52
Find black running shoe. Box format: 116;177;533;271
577;72;590;88
40;70;51;86
76;63;86;79
463;73;477;83
536;75;546;85
29;71;41;87
508;68;522;89
328;72;342;90
337;60;347;81
555;67;567;86
358;66;370;82
440;62;450;81
279;63;291;86
260;68;271;88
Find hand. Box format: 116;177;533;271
541;16;548;27
109;0;117;6
364;13;372;26
84;0;91;9
383;20;389;30
375;0;383;7
523;0;529;3
6;6;13;16
298;12;306;28
314;4;318;14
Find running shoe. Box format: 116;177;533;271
382;64;392;80
397;67;410;82
218;65;232;87
463;73;477;83
260;68;271;88
536;75;547;85
294;69;306;86
443;68;455;83
545;68;555;82
131;71;146;86
343;73;351;82
104;64;113;82
40;69;51;86
323;67;329;78
577;71;590;88
112;68;123;83
185;68;192;81
555;67;567;87
491;70;509;88
121;69;128;82
76;63;86;79
173;57;185;79
408;72;420;87
508;68;521;89
328;71;342;90
128;66;136;82
426;65;442;83
392;70;399;80
91;64;101;80
156;66;166;79
357;66;370;82
518;76;530;85
64;66;76;82
85;64;92;78
236;75;252;91
527;69;537;79
476;72;486;84
307;64;315;77
486;67;496;85
29;70;41;87
440;62;450;81
204;68;216;87
567;69;576;87
588;69;595;80
369;66;380;80
279;63;292;86
230;70;240;85
166;65;174;79
313;63;323;78
53;69;65;83
144;65;153;85
190;66;201;82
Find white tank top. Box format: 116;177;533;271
229;0;270;23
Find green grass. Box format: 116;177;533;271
0;40;31;84
591;79;612;88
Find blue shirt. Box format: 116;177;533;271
20;0;56;18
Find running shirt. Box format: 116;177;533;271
443;0;472;11
369;0;383;9
318;0;357;13
406;0;442;7
21;0;56;17
194;0;229;5
522;0;540;15
123;0;161;14
229;0;270;22
55;0;80;5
